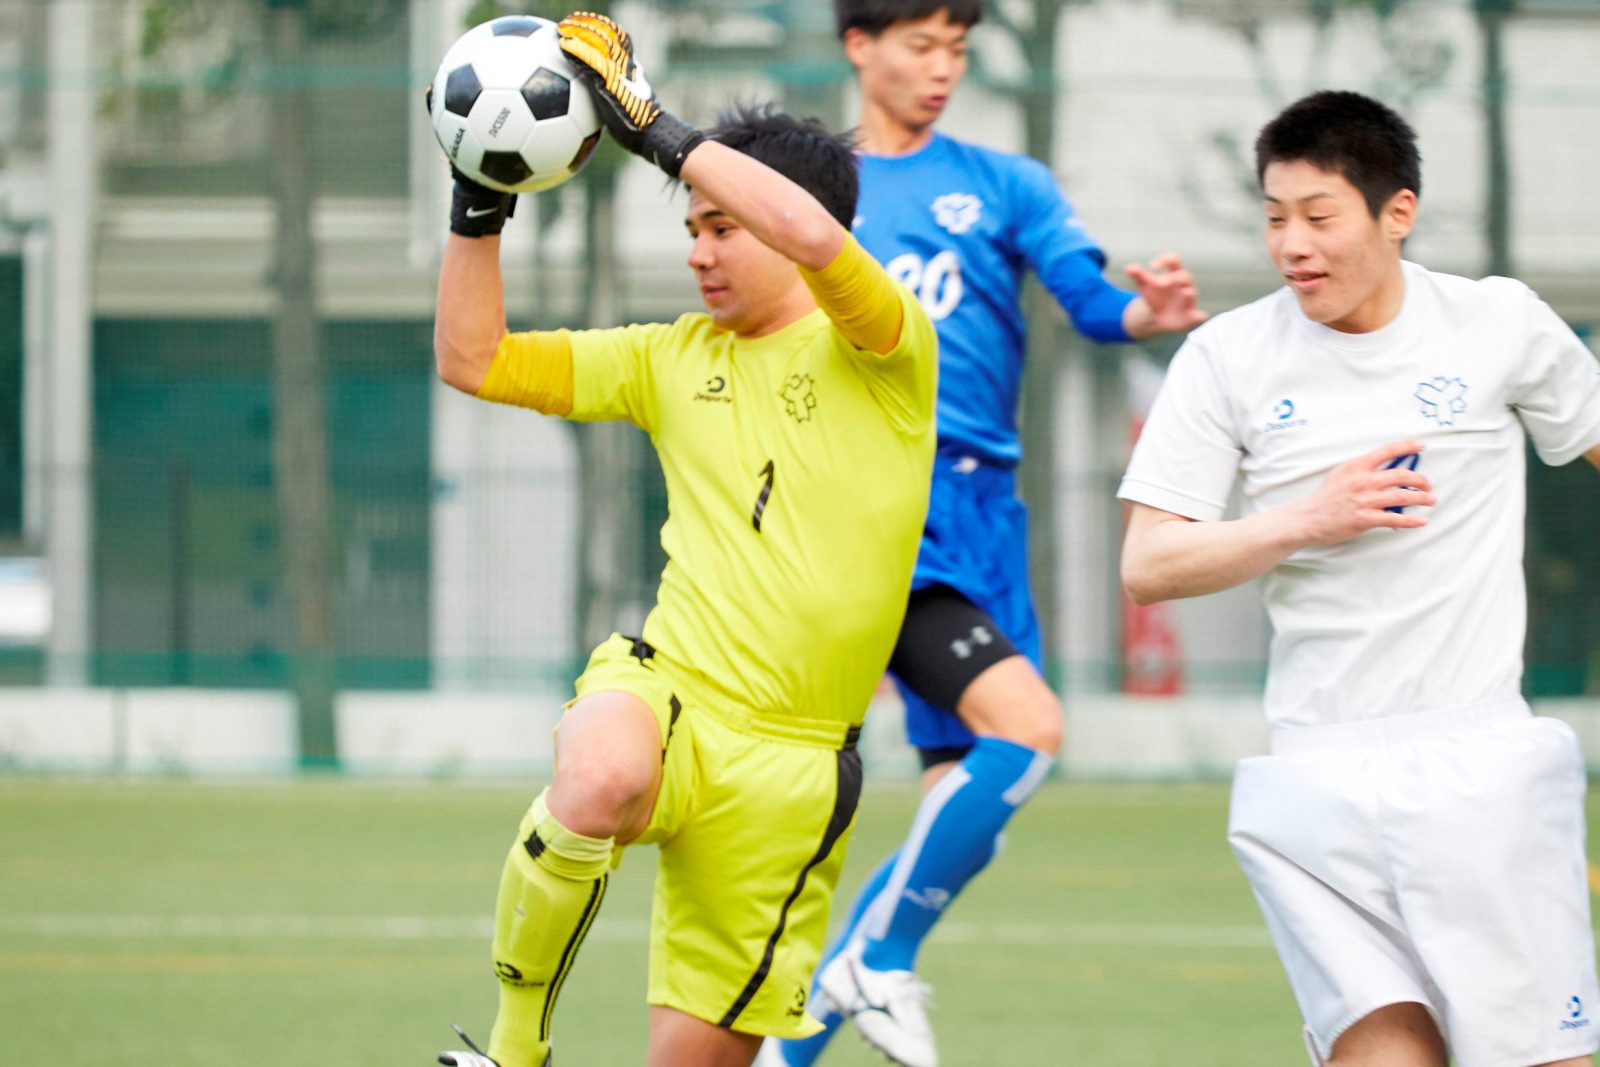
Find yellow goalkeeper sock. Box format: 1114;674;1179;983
486;789;613;1067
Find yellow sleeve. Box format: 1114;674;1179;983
848;276;939;437
566;320;679;431
477;322;673;431
798;235;905;356
475;330;575;416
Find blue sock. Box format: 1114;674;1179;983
859;737;1051;973
776;850;900;1066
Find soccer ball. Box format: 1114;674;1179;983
429;15;603;194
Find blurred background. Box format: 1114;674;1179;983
0;0;1596;777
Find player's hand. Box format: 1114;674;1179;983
426;82;517;236
557;11;705;177
447;164;517;237
1293;439;1435;545
1124;253;1208;336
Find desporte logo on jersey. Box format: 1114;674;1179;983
1415;376;1468;426
693;375;731;404
1562;994;1591;1031
1264;397;1307;432
931;192;983;234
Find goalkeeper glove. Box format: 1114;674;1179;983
557;12;705;179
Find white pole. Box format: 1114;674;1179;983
44;0;96;685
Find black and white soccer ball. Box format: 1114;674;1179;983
429;15;603;194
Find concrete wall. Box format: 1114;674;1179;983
4;687;1597;780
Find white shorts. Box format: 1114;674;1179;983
1229;700;1599;1067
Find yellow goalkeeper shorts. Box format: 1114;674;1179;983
571;633;865;1038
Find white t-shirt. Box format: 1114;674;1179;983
1118;261;1600;729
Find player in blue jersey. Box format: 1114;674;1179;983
760;3;1206;1066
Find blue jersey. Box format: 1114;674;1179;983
854;132;1133;467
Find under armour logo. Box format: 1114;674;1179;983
950;625;994;660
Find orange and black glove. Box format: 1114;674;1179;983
558;12;705;178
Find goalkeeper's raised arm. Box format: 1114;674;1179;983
557;11;842;271
558;11;909;356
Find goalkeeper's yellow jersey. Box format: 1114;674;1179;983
561;289;935;740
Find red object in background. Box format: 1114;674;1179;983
1120;406;1184;696
1121;586;1184;695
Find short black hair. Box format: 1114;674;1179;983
833;0;984;39
702;103;859;229
1255;90;1422;218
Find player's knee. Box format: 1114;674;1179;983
957;657;1064;756
990;694;1063;756
548;753;656;838
1326;1002;1445;1067
1020;711;1064;757
979;700;1056;758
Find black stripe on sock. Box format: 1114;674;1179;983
540;873;607;1041
523;830;547;861
717;747;863;1028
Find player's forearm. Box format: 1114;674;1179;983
1043;250;1134;344
1121;505;1312;605
1586;441;1600;473
679;141;845;271
1122;298;1162;341
434;233;508;395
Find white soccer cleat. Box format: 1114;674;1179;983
816;943;937;1067
437;1054;498;1067
437;1024;551;1067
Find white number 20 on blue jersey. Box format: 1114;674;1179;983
885;251;963;322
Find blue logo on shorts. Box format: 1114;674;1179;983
1561;995;1591;1031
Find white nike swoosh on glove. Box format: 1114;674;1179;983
619;66;652;101
465;205;499;218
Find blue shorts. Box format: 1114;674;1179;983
892;454;1042;752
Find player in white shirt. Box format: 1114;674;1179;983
1119;90;1600;1067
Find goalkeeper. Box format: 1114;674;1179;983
429;13;938;1067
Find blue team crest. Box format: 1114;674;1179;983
1415;376;1469;426
931;192;983;235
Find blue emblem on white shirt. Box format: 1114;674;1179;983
1415;376;1469;426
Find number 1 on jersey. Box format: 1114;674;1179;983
752;460;775;532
